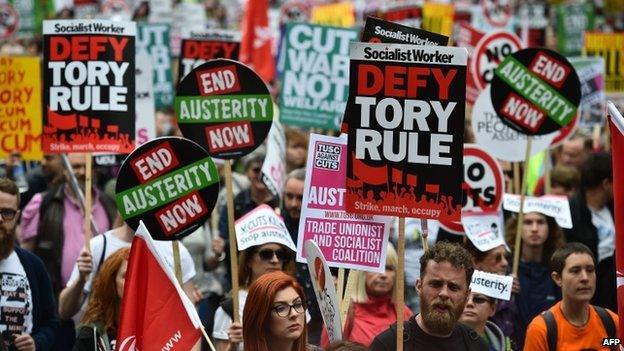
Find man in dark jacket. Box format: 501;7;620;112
0;178;58;351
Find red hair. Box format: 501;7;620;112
243;271;307;351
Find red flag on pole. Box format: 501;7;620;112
239;0;275;84
116;222;202;351
608;102;624;340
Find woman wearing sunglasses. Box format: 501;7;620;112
459;292;512;351
213;242;295;351
243;271;310;351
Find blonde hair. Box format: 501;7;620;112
351;242;399;303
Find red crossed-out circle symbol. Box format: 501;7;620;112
471;30;523;91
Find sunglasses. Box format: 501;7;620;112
257;248;291;262
0;208;17;221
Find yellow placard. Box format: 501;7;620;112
310;2;355;28
584;32;624;93
422;2;455;37
0;56;42;160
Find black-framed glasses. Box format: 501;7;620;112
470;295;493;305
257;248;291;262
0;208;17;220
272;300;305;317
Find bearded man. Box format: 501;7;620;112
370;242;488;351
0;178;58;350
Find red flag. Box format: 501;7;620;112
239;0;274;84
392;167;403;183
116;222;201;351
608;102;624;340
425;183;440;194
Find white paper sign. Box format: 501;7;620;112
262;120;287;199
305;240;342;343
235;205;297;251
470;270;513;301
503;194;572;229
135;52;156;146
462;212;506;252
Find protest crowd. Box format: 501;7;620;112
2;0;624;350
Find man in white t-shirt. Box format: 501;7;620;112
0;178;58;350
58;222;196;321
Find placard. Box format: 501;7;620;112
439;144;504;233
261;120;286;199
310;2;355;28
363;3;422;29
470;270;513;301
503;194;572;229
584;32;624;93
42;20;136;154
555;3;594;57
115;137;220;240
0;56;42;160
471;30;523;92
297;134;391;272
175;59;274;159
569;57;605;128
305;240;342;344
472;85;556;161
490;48;581;135
515;2;548;47
422;2;454;37
178;29;241;82
235;204;296;252
279;23;357;131
135;52;156;146
0;3;18;40
136;23;173;108
362;17;448;46
345;42;467;221
462;212;506;252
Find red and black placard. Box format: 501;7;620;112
42;20;136;154
362;17;448;45
178;30;240;82
115;137;220;240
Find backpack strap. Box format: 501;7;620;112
593;306;616;350
96;234;107;275
541;310;557;351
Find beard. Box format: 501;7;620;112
0;225;16;260
420;295;466;336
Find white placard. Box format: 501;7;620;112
462;212;506;252
503;194;572;229
261;120;286;199
470;270;513;301
135;52;155;146
235;204;296;252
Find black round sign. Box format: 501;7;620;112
490;48;581;135
115;137;220;240
175;59;274;159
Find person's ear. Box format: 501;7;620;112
551;271;563;288
415;278;422;295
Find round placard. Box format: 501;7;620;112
175;59;274;159
115;137;220;240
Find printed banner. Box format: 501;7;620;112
470;270;513;301
361;17;448;46
136;23;173;108
42;20;136;154
555;3;594;57
297;133;391;272
279;23;357;130
472;86;556;162
310;2;355;28
175;59;274;159
135;52;156;146
178;29;241;82
491;48;581;135
345;42;467;221
115;137;220;240
514;2;548;47
569;57;606;128
462;212;506;252
0;56;41;160
235;204;296;251
470;0;513;32
261;120;286;199
584;32;624;93
503;194;572;229
422;2;454;37
305;240;343;344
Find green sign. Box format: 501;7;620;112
137;23;174;108
279;22;357;131
555;3;594;57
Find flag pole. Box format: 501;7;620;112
396;217;406;351
200;326;217;351
173;241;183;284
512;137;533;276
225;160;241;322
84;153;92;253
420;219;429;252
337;268;345;312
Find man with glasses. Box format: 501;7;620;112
0;178;58;350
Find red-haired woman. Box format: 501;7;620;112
243;271;310;351
72;248;129;350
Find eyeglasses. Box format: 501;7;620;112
470;295;493;305
257;248;291;262
272;300;305;317
0;208;17;221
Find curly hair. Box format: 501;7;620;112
81;248;130;332
420;241;474;284
505;213;566;266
